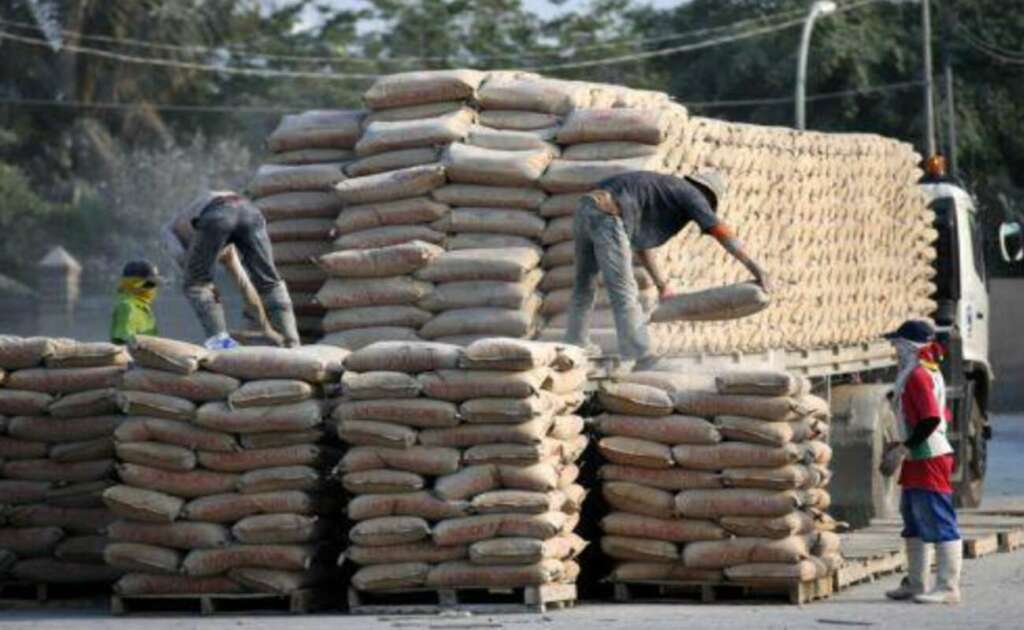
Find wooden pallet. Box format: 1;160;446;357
834;549;907;590
347;583;577;614
110;589;325;616
0;581;110;608
868;517;1018;559
610;576;834;606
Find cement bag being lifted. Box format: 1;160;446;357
363;69;485;109
650;283;770;323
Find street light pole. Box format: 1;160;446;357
921;0;937;156
795;1;837;130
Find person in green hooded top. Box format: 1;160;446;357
110;260;160;344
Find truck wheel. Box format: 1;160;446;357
955;398;987;508
829;384;901;528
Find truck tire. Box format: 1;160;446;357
828;384;901;528
955;397;986;509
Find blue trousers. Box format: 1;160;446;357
900;488;961;543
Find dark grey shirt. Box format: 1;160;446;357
598;172;720;249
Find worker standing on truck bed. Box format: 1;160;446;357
161;191;300;349
109;260;160;344
564;169;769;369
883;319;963;605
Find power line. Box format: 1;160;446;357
0;97;296;114
956;28;1024;65
956;25;1024;59
684;79;925;109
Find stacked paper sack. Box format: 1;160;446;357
595;369;843;585
0;337;124;585
334;338;590;593
101;336;346;596
250;109;365;341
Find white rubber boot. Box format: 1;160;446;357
886;538;932;600
914;540;962;604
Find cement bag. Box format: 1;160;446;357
540;195;583;220
549;415;584;440
42;480;112;508
350;516;431;546
2;458;114;483
125;336;206;376
540;216;574;245
122;368;239;403
195;400;322;434
352;562;430;591
339;446;461;476
333;398;459;429
364;100;466;124
432;207;547;239
598;436;673;469
597;414;721;445
443;143;552;187
480;110;560;131
232;514;326;544
8;505;116;534
7;415;118;443
318;240;443;278
333;225;445;252
714;416;793;447
181;545;318;577
238;428;324;449
416;247;540;283
601;536;679;562
470;489;573;515
117;463;238;499
601;512;726;543
420;416;553;448
426;559;564;588
715;370;806;397
107;520;231;550
115;574;245;595
7;366;123;393
0;479;51;504
722;465;830;491
432;512;570;546
0;389;54;415
342;371;422;400
0;526;64;556
461;338;558;371
618;371;718;395
115;442;196;472
317;277;433;309
115;418;238;453
674;392;804;422
799;441;833;465
0;438;49;461
49;388;120;418
346;146;440;178
277;264;327;292
203;346;347;382
0;336;54;369
598;383;673;416
181;491;319;523
356;110;474;156
335;197;450;235
466;125;558;152
347;543;466;567
607;562;723;583
540;157;661;194
348;492;469;521
11;558;123;583
418;272;542;311
558;109;669;145
459;395;558;424
419;369;549;401
602;481;675;519
228;380;313;409
272;240;333;264
105;542;181;574
267;218;336;242
321;327;421;351
44;537;105;565
334;164;447;205
267;109;363;152
671;443;801;471
420;308;536;340
674;489;801;519
248;163;345;198
255;191;345;221
433;465;500;501
723;559;827;583
478;76;588;114
237;466;321;494
342;470;425;495
363;69;485;109
651;283;770;323
45;340;127;368
345;340;463;373
469;535;585;565
563;141;662;161
270;147;355;165
337;419;417;449
229;567;329;594
433;183;546;210
718;510;830;540
197;444;325;473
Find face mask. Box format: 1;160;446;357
892;338;921;367
119;277;158;304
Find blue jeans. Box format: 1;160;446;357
900;488;961;543
564;197;652;361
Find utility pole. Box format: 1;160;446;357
795;1;838;130
941;4;958;176
921;0;937;156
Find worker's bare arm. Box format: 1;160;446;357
709;223;772;291
638;248;672;298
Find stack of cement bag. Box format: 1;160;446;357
101;336;346;597
250;110;365;341
595;369;843;585
0;336;124;584
335;338;590;593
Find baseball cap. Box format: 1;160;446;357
882;319;936;344
122;260;162;284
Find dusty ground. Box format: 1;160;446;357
2;416;1023;630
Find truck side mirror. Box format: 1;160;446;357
999;221;1024;263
